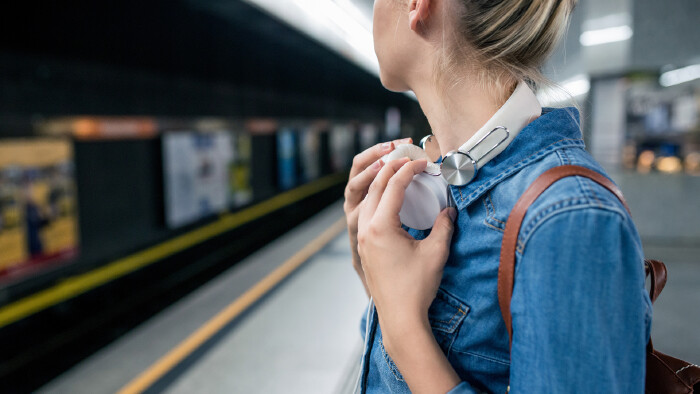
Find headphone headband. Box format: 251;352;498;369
423;82;542;186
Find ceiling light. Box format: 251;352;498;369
244;0;378;75
562;75;591;97
659;64;700;87
538;74;590;106
580;25;633;47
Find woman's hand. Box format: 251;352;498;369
356;158;456;331
356;158;460;393
344;138;411;296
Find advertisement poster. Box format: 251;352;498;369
0;139;79;281
163;132;232;229
385;107;402;140
300;126;321;183
229;132;253;207
330;124;354;172
277;128;298;191
359;123;379;151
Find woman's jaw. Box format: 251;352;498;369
373;0;514;156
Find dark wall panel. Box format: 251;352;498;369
74;139;166;264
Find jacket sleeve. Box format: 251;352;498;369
508;207;652;393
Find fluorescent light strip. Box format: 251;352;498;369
538;74;590;106
580;25;633;47
243;0;378;76
660;64;700;87
563;77;591;97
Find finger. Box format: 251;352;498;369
349;138;411;179
374;159;428;224
344;158;384;208
360;157;410;224
423;207;457;263
350;142;394;179
392;137;412;146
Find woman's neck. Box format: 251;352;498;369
410;77;514;156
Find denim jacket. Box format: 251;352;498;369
358;108;652;393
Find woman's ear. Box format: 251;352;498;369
408;0;431;32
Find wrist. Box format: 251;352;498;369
380;313;431;357
382;316;461;393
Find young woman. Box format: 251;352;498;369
343;0;652;393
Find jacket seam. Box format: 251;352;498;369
379;334;405;382
580;173;604;208
557;150;589;204
484;221;506;233
485;194;506;225
449;349;511;366
557;148;571;165
516;196;590;250
431;307;468;327
483;194;506;233
555;149;607;208
558;149;611;208
516;203;630;256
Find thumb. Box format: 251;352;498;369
425;207;456;251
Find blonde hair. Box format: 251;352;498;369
437;0;578;104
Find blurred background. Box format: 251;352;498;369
0;0;698;393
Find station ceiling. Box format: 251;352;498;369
0;0;418;118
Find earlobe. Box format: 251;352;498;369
408;0;430;32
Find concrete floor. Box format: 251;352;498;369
40;202;367;394
163;234;366;394
646;257;700;362
614;172;700;362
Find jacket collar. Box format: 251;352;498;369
449;107;585;210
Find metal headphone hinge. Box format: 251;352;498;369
439;126;510;186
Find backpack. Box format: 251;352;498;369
498;165;700;393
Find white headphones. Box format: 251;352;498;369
383;82;542;230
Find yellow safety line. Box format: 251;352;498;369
0;173;347;329
117;216;347;394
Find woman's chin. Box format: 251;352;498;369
378;71;409;93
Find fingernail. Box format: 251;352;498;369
447;207;457;221
399;138;411;144
371;159;383;170
381;142;393;152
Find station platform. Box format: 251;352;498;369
40;202;367;394
38;189;700;393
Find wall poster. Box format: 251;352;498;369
277;128;298;191
229;131;253;207
162;131;232;228
0;139;79;282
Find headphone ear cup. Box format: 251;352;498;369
399;173;449;230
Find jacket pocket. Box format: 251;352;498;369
379;288;469;383
429;288;469;353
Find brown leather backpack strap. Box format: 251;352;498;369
645;259;667;304
498;165;631;343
